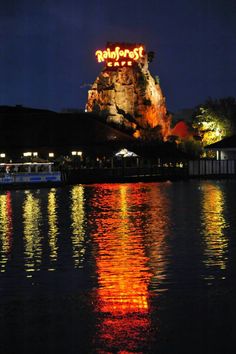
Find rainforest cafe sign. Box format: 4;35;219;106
95;44;145;68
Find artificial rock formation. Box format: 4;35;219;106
86;45;171;140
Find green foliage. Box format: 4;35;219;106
179;138;203;158
201;97;236;125
191;97;236;146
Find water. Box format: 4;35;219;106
0;180;235;353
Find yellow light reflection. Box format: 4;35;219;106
90;184;154;352
70;185;86;268
201;182;228;272
0;192;13;272
48;189;58;271
23;192;42;277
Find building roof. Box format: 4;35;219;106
0;105;55;115
0;106;134;154
205;135;236;150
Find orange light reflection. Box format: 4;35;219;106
90;183;169;352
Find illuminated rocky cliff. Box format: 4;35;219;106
86;43;171;140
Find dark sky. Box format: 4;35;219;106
0;0;236;113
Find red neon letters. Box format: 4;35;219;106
95;46;144;68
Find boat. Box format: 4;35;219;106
0;162;61;188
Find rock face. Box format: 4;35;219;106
86;44;171;140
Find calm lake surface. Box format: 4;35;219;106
0;180;235;354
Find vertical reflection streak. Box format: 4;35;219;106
71;185;86;268
144;185;170;292
91;184;155;352
23;192;42;277
0;192;13;272
201;182;228;276
98;185;150;314
48;189;58;271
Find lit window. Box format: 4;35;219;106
23;152;32;157
71;151;82;156
49;153;54;158
0;153;6;158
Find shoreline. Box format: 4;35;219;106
0;173;236;191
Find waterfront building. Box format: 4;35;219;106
0;105;134;162
205;135;236;160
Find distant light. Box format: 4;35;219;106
0;153;6;158
23;152;32;157
71;151;82;156
49;152;54;158
115;148;138;157
33;152;38;157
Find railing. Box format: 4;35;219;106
189;160;236;176
63;164;188;183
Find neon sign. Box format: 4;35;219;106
95;44;145;68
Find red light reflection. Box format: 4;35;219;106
90;184;153;352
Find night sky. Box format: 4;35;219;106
1;0;236;113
